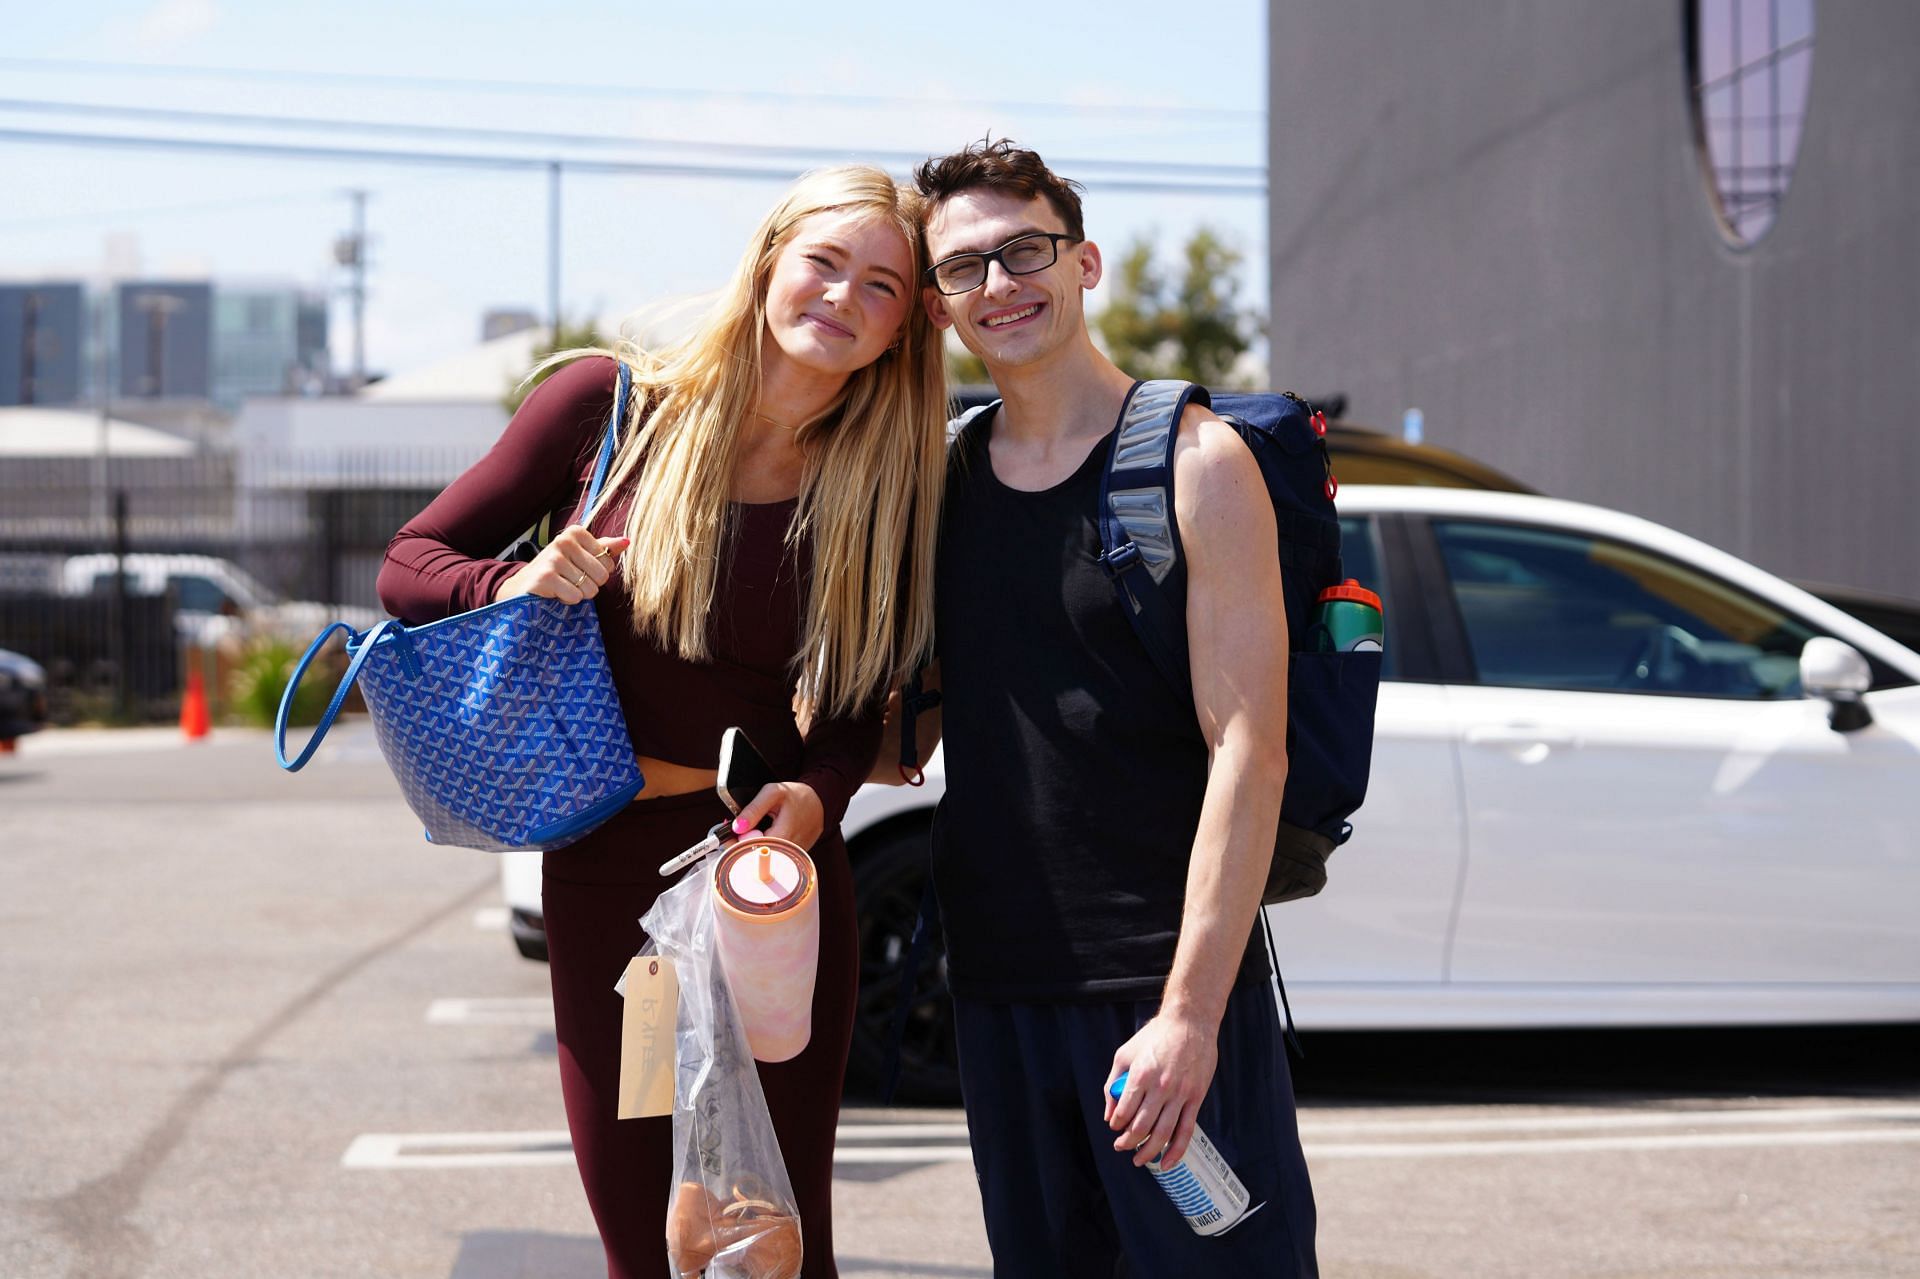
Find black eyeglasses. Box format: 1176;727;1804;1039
925;232;1080;295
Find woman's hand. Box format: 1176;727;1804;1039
730;782;825;851
494;526;630;605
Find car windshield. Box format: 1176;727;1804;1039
171;575;234;613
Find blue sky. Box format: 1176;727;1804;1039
1;0;1267;377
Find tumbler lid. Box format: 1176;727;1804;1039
715;838;813;916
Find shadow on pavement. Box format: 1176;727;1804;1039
1291;1023;1920;1106
449;1231;602;1279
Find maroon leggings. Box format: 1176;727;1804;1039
542;790;858;1279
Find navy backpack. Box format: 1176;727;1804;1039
935;379;1382;903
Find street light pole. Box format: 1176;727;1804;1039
93;285;112;533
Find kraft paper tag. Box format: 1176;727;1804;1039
618;955;679;1119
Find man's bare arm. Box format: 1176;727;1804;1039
1103;406;1288;1169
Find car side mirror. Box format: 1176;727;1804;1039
1800;637;1873;732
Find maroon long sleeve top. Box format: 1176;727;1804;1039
376;356;883;828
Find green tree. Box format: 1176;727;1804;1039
947;342;991;388
503;319;605;413
1095;227;1260;386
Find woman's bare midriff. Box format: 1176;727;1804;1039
633;755;720;800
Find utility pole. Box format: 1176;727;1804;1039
334;189;368;389
548;161;562;347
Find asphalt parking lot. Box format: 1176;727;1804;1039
3;725;1916;1278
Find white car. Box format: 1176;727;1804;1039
839;486;1920;1097
58;554;377;645
503;486;1920;1101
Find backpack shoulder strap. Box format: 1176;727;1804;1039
949;399;998;451
1097;379;1210;693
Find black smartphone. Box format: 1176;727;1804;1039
716;727;779;817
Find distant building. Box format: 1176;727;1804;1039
1268;0;1920;596
213;285;331;407
117;282;212;401
0;284;85;406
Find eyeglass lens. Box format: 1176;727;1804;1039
934;234;1062;294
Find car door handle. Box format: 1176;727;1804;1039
1465;724;1579;749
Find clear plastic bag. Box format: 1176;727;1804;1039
640;859;805;1279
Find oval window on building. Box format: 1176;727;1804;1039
1688;0;1815;246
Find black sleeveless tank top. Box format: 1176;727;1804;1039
932;403;1265;1001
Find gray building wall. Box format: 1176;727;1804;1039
0;284;85;406
117;282;213;401
1269;1;1920;596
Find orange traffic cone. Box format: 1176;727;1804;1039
180;667;212;742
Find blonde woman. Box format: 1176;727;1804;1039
378;166;946;1279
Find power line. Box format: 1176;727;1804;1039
0;127;1269;196
0;97;1266;180
0;186;342;233
0;56;1263;122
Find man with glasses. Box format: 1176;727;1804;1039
902;139;1317;1275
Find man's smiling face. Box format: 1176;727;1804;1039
922;190;1100;372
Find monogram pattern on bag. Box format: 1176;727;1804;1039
355;597;640;851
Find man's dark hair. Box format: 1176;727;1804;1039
913;138;1085;242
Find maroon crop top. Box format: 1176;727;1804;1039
376;356;883;828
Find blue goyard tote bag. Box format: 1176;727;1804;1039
274;362;644;852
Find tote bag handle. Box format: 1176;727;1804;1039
581;360;629;516
274;618;400;772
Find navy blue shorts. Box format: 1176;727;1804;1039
954;979;1318;1278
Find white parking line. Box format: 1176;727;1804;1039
834;1146;975;1165
1309;1127;1920;1159
425;997;554;1028
343;1105;1920;1171
471;907;509;931
343;1131;574;1170
1298;1103;1920;1138
837;1123;971;1142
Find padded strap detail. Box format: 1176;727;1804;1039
1097;380;1209;693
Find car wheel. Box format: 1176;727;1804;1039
847;823;959;1106
509;907;549;963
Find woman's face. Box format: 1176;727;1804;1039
762;209;915;382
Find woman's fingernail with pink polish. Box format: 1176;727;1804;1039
733;816;749;835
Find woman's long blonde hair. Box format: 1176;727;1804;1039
553;166;946;719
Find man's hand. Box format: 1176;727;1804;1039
1103;1008;1220;1169
730;781;825;851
